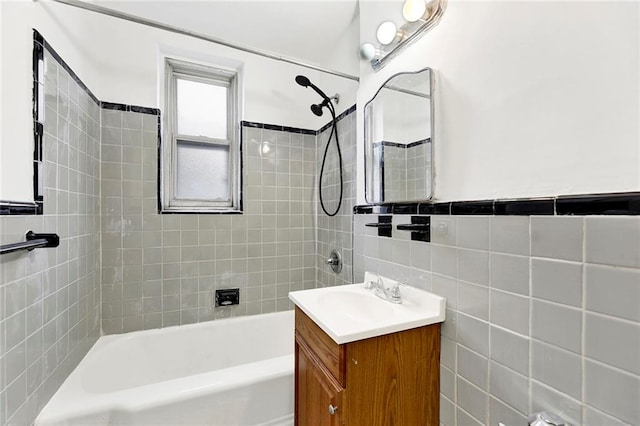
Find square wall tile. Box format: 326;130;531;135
531;216;583;262
490;253;529;295
490;289;529;335
584;360;640;425
457;216;490;250
531;299;582;354
531;258;582;307
457;377;488;424
490;326;529;375
585;217;640;268
531;339;582;399
585;264;640;322
489;361;529;414
584;313;640;375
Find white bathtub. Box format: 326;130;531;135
36;311;294;426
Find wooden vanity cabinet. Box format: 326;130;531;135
294;307;441;426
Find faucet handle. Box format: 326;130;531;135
387;281;403;303
366;274;383;290
364;272;381;289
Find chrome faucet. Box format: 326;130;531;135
365;273;403;304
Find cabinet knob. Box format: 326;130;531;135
328;404;338;415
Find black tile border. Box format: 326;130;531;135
356;192;640;216
556;192;640;216
39;31;100;105
451;200;494;215
376;141;406;149
318;104;357;134
32;30;45;215
373;138;431;149
494;199;554;216
241;121;315;135
407;138;431;148
243;104;356;137
392;203;419;215
102;102;160;116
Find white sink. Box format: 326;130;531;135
288;273;446;344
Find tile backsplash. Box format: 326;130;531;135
353;213;640;425
0;48;101;425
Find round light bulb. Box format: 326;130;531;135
376;21;398;45
359;43;377;60
402;0;427;22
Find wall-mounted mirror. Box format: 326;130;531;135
365;68;433;204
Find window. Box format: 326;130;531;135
161;58;241;213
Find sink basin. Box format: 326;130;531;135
316;290;395;323
289;273;446;344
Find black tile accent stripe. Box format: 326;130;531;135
33;31;45;214
380;141;406;149
451;200;494;215
318;104;357;134
421;203;451;215
356;192;640;216
39;31;100;105
556;192;640;215
494;199;554;216
392;203;419;215
372;138;431;149
241;121;316;135
407;138;431;148
243;104;357;136
102;102;160;116
354;205;394;214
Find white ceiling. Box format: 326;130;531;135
94;0;360;71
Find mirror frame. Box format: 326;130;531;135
364;67;434;204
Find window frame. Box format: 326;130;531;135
161;58;241;213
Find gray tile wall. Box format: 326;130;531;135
406;142;431;200
0;49;102;425
353;214;640;426
316;112;356;287
100;115;317;334
383;145;407;201
382;142;432;202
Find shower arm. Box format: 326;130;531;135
41;0;359;83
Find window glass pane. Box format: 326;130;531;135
176;140;230;201
177;78;227;139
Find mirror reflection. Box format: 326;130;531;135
365;68;433;203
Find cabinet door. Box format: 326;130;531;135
296;338;344;426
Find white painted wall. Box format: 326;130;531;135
0;0;358;202
357;0;640;203
1;1;102;202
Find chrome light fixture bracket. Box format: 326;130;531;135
365;0;447;71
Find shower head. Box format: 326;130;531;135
311;103;325;117
295;74;330;101
295;75;311;88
